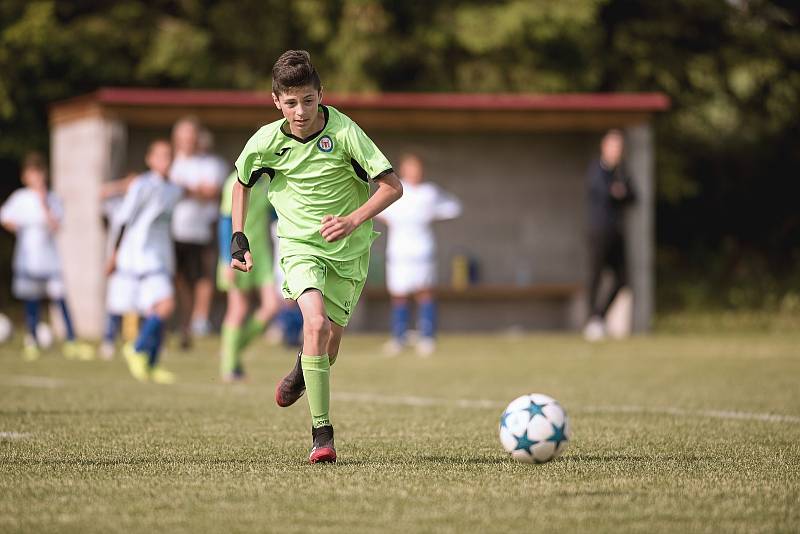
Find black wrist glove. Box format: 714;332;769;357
231;231;250;263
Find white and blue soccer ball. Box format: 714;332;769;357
499;393;571;463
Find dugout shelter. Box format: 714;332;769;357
49;88;668;337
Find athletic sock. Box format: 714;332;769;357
221;324;242;376
103;314;122;343
301;354;331;428
134;315;163;363
56;299;76;341
238;316;266;352
419;300;437;339
147;318;164;367
391;301;410;342
23;300;40;342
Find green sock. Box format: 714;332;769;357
301;354;331;428
238;316;266;352
221;325;241;376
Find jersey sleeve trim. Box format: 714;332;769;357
373;168;394;181
238;167;275;188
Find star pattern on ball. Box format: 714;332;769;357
546;421;568;449
514;432;538;453
500;411;513;429
525;399;548;418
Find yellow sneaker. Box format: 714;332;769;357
123;344;150;382
150;366;176;385
64;341;96;361
23;342;40;362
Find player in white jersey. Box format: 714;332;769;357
378;154;462;356
169;117;227;347
0;153;94;361
106;140;182;384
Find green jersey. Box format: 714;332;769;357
235;105;392;261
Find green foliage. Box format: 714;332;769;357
1;0;798;308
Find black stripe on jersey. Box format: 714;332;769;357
350;158;370;182
238;167;275;188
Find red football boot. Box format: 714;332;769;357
309;425;336;464
275;351;306;407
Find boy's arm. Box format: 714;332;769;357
230;180;253;272
320;172;403;243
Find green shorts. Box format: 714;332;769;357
280;252;369;327
216;254;275;293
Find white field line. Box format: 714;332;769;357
3;375;799;425
0;375;65;388
0;431;30;440
333;392;800;425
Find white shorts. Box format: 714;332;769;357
106;271;174;315
12;272;65;300
386;259;436;296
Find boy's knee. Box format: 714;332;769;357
304;314;330;338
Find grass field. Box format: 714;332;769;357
1;329;799;533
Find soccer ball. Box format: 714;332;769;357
0;313;12;343
499;393;571;463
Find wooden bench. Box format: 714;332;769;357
363;283;582;301
358;283;585;331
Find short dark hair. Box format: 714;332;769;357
22;151;46;172
272;50;321;96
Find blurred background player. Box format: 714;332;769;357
106;139;182;383
0;152;94;361
378;153;462;356
170;117;228;348
584;129;636;341
98;170;137;360
263;217;304;348
216;170;280;383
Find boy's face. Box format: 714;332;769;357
173;121;198;155
399;157;424;185
273;86;323;135
147;142;173;176
22;167;47;190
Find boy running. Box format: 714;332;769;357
106;140;182;384
230;50;403;463
217;171;279;383
0;153;94;361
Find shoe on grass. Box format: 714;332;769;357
309;425;336;464
150;366;176;385
64;341;96;361
123;344;150;382
23;337;40;362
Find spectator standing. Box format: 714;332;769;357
584;129;636;341
170;117;227;348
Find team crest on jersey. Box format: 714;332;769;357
317;135;334;153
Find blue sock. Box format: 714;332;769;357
23;300;40;341
103;314;122;343
147;319;164;367
134;315;163;363
418;300;437;339
56;299;76;341
391;301;410;342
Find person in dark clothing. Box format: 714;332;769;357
584;129;636;341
